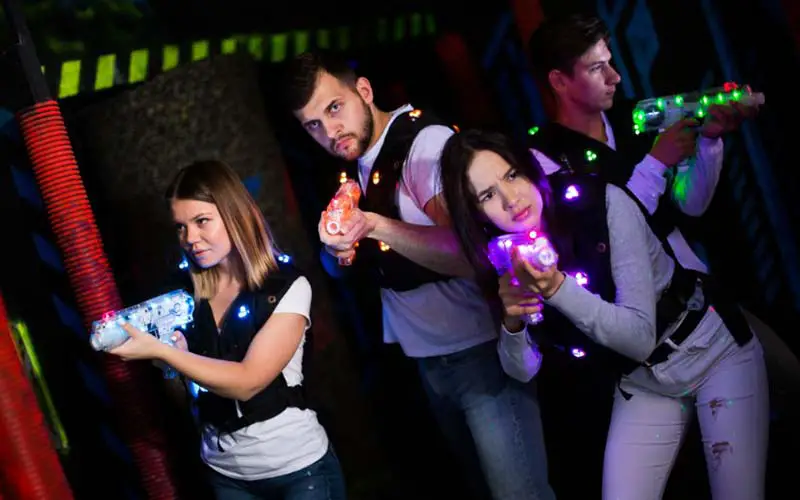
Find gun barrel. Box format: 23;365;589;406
90;290;194;352
633;84;764;134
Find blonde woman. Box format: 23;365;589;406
108;160;346;500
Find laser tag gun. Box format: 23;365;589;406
89;290;195;379
487;231;558;325
321;179;362;266
632;82;765;135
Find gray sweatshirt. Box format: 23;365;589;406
500;184;675;380
501;184;741;393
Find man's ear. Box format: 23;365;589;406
355;76;374;105
548;69;569;95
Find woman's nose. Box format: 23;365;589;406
185;226;200;245
501;188;520;210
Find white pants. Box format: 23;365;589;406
603;338;769;500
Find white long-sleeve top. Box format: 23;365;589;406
501;113;726;382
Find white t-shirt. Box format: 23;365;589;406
201;276;329;481
357;104;497;357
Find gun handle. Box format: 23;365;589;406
156;329;179;379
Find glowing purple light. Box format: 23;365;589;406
571;348;586;358
564;185;580;200
574;272;589;287
487;232;558;326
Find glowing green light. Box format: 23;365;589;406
675;95;684;106
11;321;69;453
528;126;540;135
656;98;665;110
585;149;598;162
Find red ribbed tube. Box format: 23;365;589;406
0;294;73;499
16;100;179;499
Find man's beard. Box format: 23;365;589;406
331;98;374;160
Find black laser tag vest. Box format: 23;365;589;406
345;108;454;292
537;172;751;377
186;264;307;433
527;100;682;243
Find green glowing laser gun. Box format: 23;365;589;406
633;82;764;135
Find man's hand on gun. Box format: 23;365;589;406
318;208;374;250
700;101;758;139
635;83;763;167
650;119;699;167
318;207;376;264
319;179;376;266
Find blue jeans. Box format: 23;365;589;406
417;341;555;500
208;447;347;500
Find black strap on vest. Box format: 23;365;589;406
529;120;680;244
531;110;753;367
189;266;307;434
346;108;454;292
545;173;752;377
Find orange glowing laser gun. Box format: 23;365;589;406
322;179;362;265
323;179;361;235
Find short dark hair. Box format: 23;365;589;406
439;129;555;324
283;50;358;111
527;14;610;85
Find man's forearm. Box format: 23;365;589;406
369;216;473;278
671;136;724;216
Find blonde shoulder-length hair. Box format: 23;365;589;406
165;160;279;299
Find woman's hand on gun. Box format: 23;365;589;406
499;272;543;328
510;247;565;299
109;325;187;361
170;331;188;351
110;323;167;360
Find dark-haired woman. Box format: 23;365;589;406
439;130;768;500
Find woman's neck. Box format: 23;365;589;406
215;256;245;292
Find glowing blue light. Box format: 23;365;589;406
189;381;208;398
178;257;189;270
237;305;249;319
278;254;291;263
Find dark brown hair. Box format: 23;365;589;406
283;50;358;111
